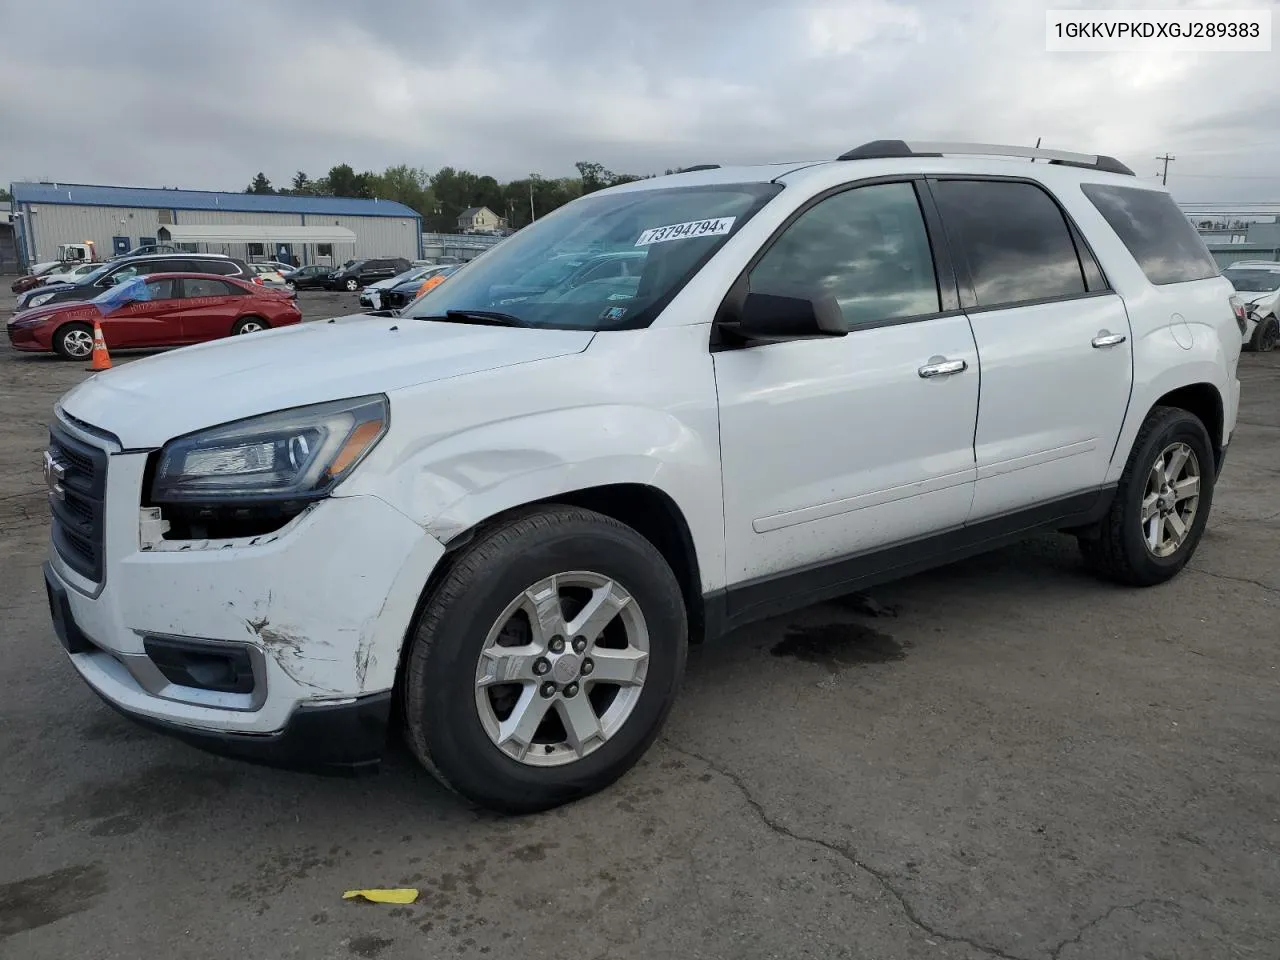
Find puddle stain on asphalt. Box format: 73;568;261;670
0;863;109;939
770;622;909;673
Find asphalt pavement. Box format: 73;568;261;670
2;289;1278;960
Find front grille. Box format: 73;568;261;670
48;424;108;582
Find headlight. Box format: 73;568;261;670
150;395;389;504
29;292;55;307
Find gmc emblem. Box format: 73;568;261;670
43;451;66;502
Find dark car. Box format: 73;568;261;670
105;243;183;261
379;265;459;310
7;274;302;359
15;254;254;312
282;264;333;290
327;257;412;292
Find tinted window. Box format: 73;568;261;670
932;180;1085;308
183;277;238;298
749;181;940;328
145;278;176;299
1081;184;1219;285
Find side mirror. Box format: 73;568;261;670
722;289;847;342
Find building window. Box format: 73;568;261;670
317;243;333;257
247;243;265;257
158;209;173;224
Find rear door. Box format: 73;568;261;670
175;276;243;341
928;178;1133;519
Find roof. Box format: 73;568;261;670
457;206;495;218
8;181;420;219
158;224;357;244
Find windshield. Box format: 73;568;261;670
78;263;114;285
400;182;782;330
1223;267;1280;293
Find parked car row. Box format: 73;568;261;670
14;253;258;312
8;273;301;358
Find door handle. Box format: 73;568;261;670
1091;332;1127;348
918;358;968;378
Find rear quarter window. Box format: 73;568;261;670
1081;184;1219;285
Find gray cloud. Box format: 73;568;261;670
1;0;1276;202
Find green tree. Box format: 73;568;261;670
290;170;312;194
325;164;370;198
0;187;10;202
245;172;274;194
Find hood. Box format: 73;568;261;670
58;313;595;448
9;299;96;324
1238;290;1279;306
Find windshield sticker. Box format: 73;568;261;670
635;217;736;247
600;306;629;322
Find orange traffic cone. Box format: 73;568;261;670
88;319;112;371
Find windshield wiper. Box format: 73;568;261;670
427;309;529;327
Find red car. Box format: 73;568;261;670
6;273;302;360
10;264;64;294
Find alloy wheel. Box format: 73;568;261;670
63;329;94;358
1141;441;1201;558
474;571;649;767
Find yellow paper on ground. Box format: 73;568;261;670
342;888;419;904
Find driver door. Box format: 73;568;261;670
100;278;182;348
712;179;980;610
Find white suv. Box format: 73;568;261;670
43;141;1242;812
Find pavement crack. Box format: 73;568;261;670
1187;567;1280;596
1047;899;1177;959
662;740;1028;960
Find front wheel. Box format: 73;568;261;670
53;322;94;360
1249;314;1278;353
345;278;360;292
1078;406;1215;586
403;506;688;813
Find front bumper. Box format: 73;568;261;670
6;323;47;351
43;422;446;768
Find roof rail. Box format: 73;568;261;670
676;164;721;173
837;140;1135;176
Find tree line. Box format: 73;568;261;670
244;161;693;233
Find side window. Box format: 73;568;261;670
145;278;176;300
142;258;184;275
182;278;236;298
749;181;941;328
1080;183;1219;285
932;179;1086;308
110;266;139;284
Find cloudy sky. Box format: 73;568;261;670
1;0;1276;203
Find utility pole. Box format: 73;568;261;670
1156;153;1175;186
529;180;536;222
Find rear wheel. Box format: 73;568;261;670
53;322;94;360
1078;406;1215;586
403;506;688;814
231;316;269;335
345;278;360;292
1249;314;1278;353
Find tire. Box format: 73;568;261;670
1078;405;1215;586
1248;315;1278;353
231;316;269;336
403;506;688;814
53;322;94;360
345;278;360;292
